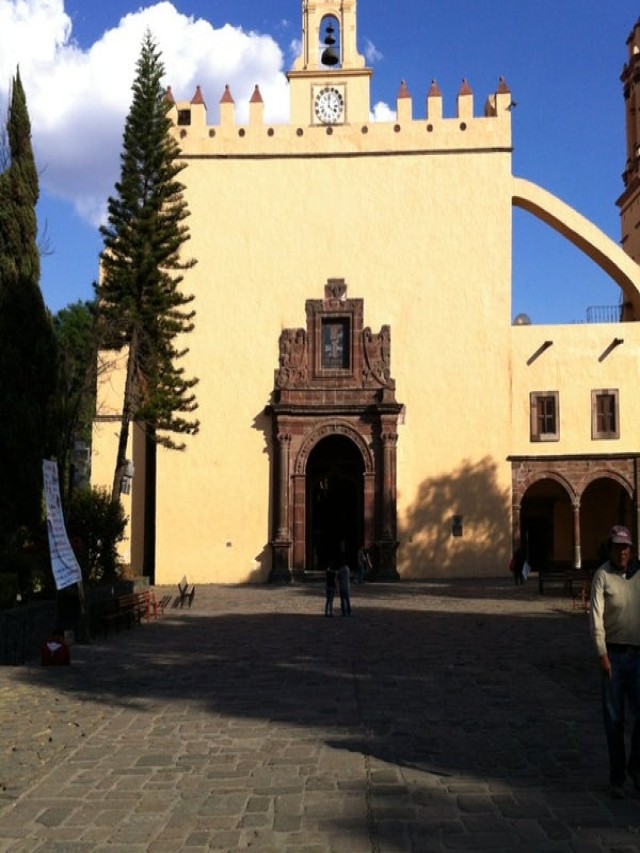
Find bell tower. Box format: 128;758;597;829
618;17;640;264
288;0;372;126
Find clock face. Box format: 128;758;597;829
314;86;344;124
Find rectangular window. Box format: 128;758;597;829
530;392;559;442
321;319;350;369
592;389;619;439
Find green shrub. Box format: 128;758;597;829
0;527;54;605
65;487;126;585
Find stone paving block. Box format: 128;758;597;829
274;813;303;832
32;842;96;853
35;804;77;827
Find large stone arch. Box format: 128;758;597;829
512;177;640;318
578;468;634;499
516;473;576;573
293;418;374;477
514;469;577;508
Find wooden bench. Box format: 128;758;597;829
538;566;571;596
538;566;593;610
178;576;195;608
91;590;153;637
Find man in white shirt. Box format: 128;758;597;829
590;525;640;799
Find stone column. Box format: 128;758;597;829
572;499;582;569
270;432;292;582
377;430;399;580
381;431;398;538
276;433;291;540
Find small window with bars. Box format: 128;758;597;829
530;392;559;442
592;390;619;439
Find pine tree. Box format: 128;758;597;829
0;69;57;546
98;31;199;502
52;300;98;505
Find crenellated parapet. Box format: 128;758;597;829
166;76;513;157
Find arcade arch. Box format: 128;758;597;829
513;458;638;574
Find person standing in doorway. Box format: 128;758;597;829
511;545;525;586
590;525;640;799
324;563;337;617
338;560;352;616
357;545;372;584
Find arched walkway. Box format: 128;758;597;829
512;456;639;572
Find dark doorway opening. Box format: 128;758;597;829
306;435;363;572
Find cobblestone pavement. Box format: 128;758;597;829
1;577;640;852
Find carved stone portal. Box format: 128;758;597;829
268;280;402;581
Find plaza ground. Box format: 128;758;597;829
1;578;639;852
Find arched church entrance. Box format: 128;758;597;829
267;279;403;582
306;434;364;572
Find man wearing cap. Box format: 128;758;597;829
590;524;640;799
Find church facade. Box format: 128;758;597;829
92;2;640;584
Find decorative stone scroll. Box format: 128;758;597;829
276;328;307;388
363;325;394;389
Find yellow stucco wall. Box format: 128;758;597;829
510;323;640;456
91;4;640;584
150;129;515;582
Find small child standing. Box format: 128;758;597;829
325;564;337;616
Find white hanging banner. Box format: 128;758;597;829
43;460;82;591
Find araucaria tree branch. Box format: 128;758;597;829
97;31;199;502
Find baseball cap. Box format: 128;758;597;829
609;525;633;546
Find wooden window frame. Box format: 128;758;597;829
530;391;559;442
591;389;619;440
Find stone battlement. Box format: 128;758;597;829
168;77;513;157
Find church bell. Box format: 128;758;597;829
321;24;339;67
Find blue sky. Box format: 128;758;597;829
0;1;636;323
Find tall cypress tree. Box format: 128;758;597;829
0;69;56;546
98;31;199;503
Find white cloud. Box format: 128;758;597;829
363;38;383;64
0;1;290;226
371;101;395;122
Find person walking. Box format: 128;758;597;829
590;524;640;799
338;561;352;616
324;563;337;617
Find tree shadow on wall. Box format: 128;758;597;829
398;456;511;576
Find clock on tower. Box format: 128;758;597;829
287;0;372;127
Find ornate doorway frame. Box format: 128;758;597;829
268;280;402;581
